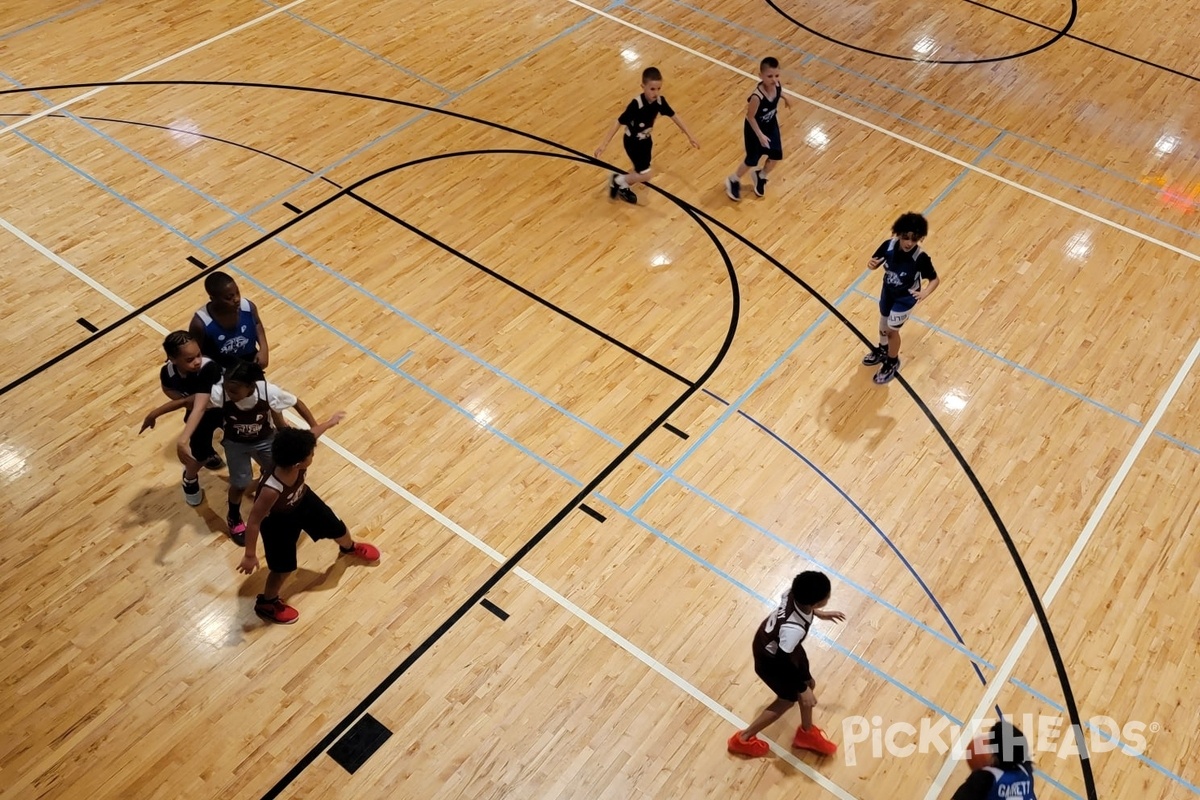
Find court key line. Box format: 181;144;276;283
922;333;1200;797
0;212;863;800
0;0;309;139
563;0;1200;265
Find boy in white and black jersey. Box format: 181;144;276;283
726;57;790;201
728;571;845;758
237;426;380;625
595;66;699;204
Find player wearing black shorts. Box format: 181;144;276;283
237;426;380;625
726;57;789;201
728;571;844;758
595;66;699;205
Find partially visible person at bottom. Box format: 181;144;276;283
952;721;1038;800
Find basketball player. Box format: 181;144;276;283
176;362;325;544
725;57;790;201
860;212;940;384
594;66;700;204
728;571;845;757
139;332;226;490
237;427;377;625
952;721;1038;799
189;271;270;369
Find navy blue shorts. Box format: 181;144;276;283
743;123;783;166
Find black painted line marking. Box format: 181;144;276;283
326;714;392;775
75;317;98;333
479;599;509;621
579;504;606;523
187;256;208;270
663;423;689;440
282;201;303;214
0;79;1094;800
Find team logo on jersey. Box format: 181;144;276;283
220;335;252;354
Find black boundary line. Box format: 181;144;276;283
75;317;98;333
479;599;510;621
687;205;1098;797
186;255;208;270
0;80;1094;799
282;201;303;214
762;0;1077;64
579;504;606;522
662;422;689;439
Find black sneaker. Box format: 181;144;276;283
754;170;768;197
617;187;638;204
874;358;901;385
608;174;619;199
862;347;887;366
725;176;740;201
203;454;224;470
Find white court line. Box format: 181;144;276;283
921;333;1200;798
0;0;309;138
2;214;860;800
564;0;1200;265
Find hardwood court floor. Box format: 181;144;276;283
0;1;1197;799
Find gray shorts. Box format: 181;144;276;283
222;437;274;489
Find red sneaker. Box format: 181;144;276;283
341;541;380;561
793;725;837;756
727;731;770;757
255;595;299;625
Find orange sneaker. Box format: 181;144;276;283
793;725;838;756
727;731;770;757
340;541;380;561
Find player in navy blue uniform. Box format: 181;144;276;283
139;331;227;504
595;66;699;205
952;721;1038;800
726;57;790;201
861;212;940;384
189;272;270;369
727;571;845;758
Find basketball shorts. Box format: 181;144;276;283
880;294;918;330
743;123;783;166
753;649;811;701
623;134;653;174
260;489;348;573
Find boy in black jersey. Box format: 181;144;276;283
595;66;699;204
952;721;1038;800
728;571;845;758
726;57;790;201
139;331;226;505
861;212;940;384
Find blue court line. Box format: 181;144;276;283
926;131;1007;211
259;0;451;95
0;0;103;42
196;13;600;245
624;5;987;156
13;109;1188;799
393;350;414;368
656;0;1185;208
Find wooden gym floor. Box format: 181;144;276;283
0;1;1197;798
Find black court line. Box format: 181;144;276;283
0;80;1096;800
479;599;510;621
75;317;98;333
186;255;208;270
663;422;689;439
579;504;606;523
282;201;303;214
326;714;392;774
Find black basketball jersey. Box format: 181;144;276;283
753;590;813;666
257;468;308;514
618;94;676;140
749;83;781;130
159;357;222;397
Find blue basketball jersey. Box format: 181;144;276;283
874;237;937;300
983;765;1036;799
196;298;257;364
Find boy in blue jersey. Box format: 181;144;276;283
860;212;940;384
725;56;789;201
189;272;270;369
952;721;1038;800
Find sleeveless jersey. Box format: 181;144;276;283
748;83;781;131
753;590;813;661
876;238;937;300
256;468;308;514
983;765;1036;799
196;298;257;363
222;382;273;443
619;94;676;140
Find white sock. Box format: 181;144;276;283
615;175;630;189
